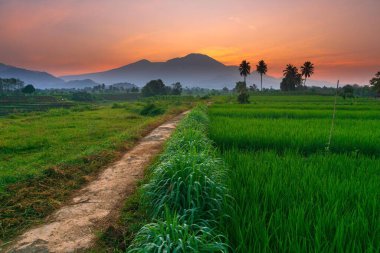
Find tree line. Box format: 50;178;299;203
236;59;380;103
0;78;35;95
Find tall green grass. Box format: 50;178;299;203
127;106;229;253
209;96;380;252
223;150;379;253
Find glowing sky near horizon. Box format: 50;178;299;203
0;0;379;84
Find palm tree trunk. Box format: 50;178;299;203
304;77;307;87
261;73;263;91
244;76;246;84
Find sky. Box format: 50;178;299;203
0;0;379;84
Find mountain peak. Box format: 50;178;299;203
166;53;225;67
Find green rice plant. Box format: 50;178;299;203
128;213;228;253
208;95;380;252
221;150;380;253
142;149;226;223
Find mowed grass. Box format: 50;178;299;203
0;98;193;242
209;95;380;252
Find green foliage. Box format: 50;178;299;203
128;106;229;252
0;78;24;94
21;84;35;94
209;95;380;252
341;85;354;99
237;90;249;104
70;91;94;101
128;213;228;253
369;71;380;94
281;64;302;91
235;82;249;104
171;82;182;95
141;79;168;97
139;103;165;116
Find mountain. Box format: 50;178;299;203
62;53;334;89
0;63;65;88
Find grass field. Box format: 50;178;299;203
209;95;380;252
0;97;194;242
0;95;73;116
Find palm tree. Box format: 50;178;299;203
281;64;302;91
283;64;298;77
239;60;251;84
301;61;314;87
256;60;268;91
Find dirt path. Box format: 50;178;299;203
6;112;188;253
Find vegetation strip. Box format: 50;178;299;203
127;106;230;252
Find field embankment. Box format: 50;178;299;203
122;106;230;252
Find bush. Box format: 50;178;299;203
237;91;249;104
139;103;165;116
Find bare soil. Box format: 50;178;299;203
6;112;187;253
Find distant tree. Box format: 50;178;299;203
280;64;302;91
235;81;249;103
235;81;247;93
22;84;35;94
237;90;249;104
341;85;354;99
71;91;93;101
249;84;258;92
141;79;167;97
370;71;380;95
130;86;139;93
256;60;268;91
171;82;182;95
239;60;251;84
301;61;315;87
0;78;24;94
222;87;229;93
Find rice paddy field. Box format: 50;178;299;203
209;95;380;252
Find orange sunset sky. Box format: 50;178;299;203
0;0;379;84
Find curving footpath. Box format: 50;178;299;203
6;111;188;253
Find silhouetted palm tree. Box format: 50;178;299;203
283;64;298;77
281;64;302;91
239;60;251;84
301;61;314;86
256;60;268;91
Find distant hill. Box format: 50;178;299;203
61;53;334;89
0;63;65;88
65;79;100;89
1;54;334;90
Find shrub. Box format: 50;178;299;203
139;103;165;116
237;90;249;104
